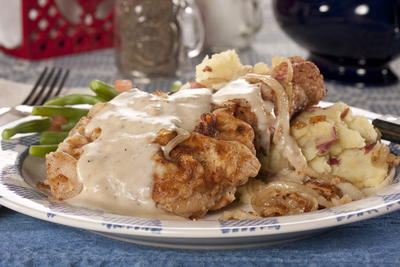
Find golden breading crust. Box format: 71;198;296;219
288;56;327;115
43;103;105;200
45;151;82;200
152;133;260;219
152;105;261;218
195;107;256;154
261;56;326;116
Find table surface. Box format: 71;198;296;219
1;2;400;266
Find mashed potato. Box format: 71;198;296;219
290;102;388;188
195;50;269;89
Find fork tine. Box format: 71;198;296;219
53;68;70;98
21;67;48;105
38;68;63;105
27;67;57;106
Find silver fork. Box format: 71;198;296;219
0;67;70;117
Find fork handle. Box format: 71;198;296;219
0;105;33;118
0;107;11;117
372;115;400;144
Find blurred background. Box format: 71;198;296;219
0;0;400;115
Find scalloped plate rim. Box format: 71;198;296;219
1;101;399;245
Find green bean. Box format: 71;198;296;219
29;144;58;157
39;131;68;145
32;106;89;120
60;118;80;131
44;94;106;106
2;118;51;140
170;81;182;92
89;80;119;101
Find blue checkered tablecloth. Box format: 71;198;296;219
1;2;400;266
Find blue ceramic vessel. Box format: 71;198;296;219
273;0;400;85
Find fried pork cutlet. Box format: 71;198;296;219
247;56;326;116
152;106;260;218
44;96;261;219
153;133;260;219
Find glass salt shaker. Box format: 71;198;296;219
115;0;205;83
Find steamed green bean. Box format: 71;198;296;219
39;131;68;145
29;144;58;157
44;94;106;106
89;80;119;101
2;118;51;140
32;106;89;120
2;79;118;157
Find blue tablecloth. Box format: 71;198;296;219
1;207;400;266
1;2;400;266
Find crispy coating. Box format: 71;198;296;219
212;108;256;154
214;99;258;131
288;56;327;115
152;133;260;218
212;99;267;153
153;104;261;219
258;56;326;116
195;113;218;138
43;103;105;199
45;151;82;200
195;105;256;154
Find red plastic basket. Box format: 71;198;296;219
0;0;114;60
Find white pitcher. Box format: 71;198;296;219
195;0;263;52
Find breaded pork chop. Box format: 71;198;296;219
45;97;260;219
152;105;260;218
152;133;260;219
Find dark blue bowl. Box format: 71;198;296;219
273;0;400;85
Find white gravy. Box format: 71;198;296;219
67;88;212;218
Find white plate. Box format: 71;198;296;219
1;102;399;249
